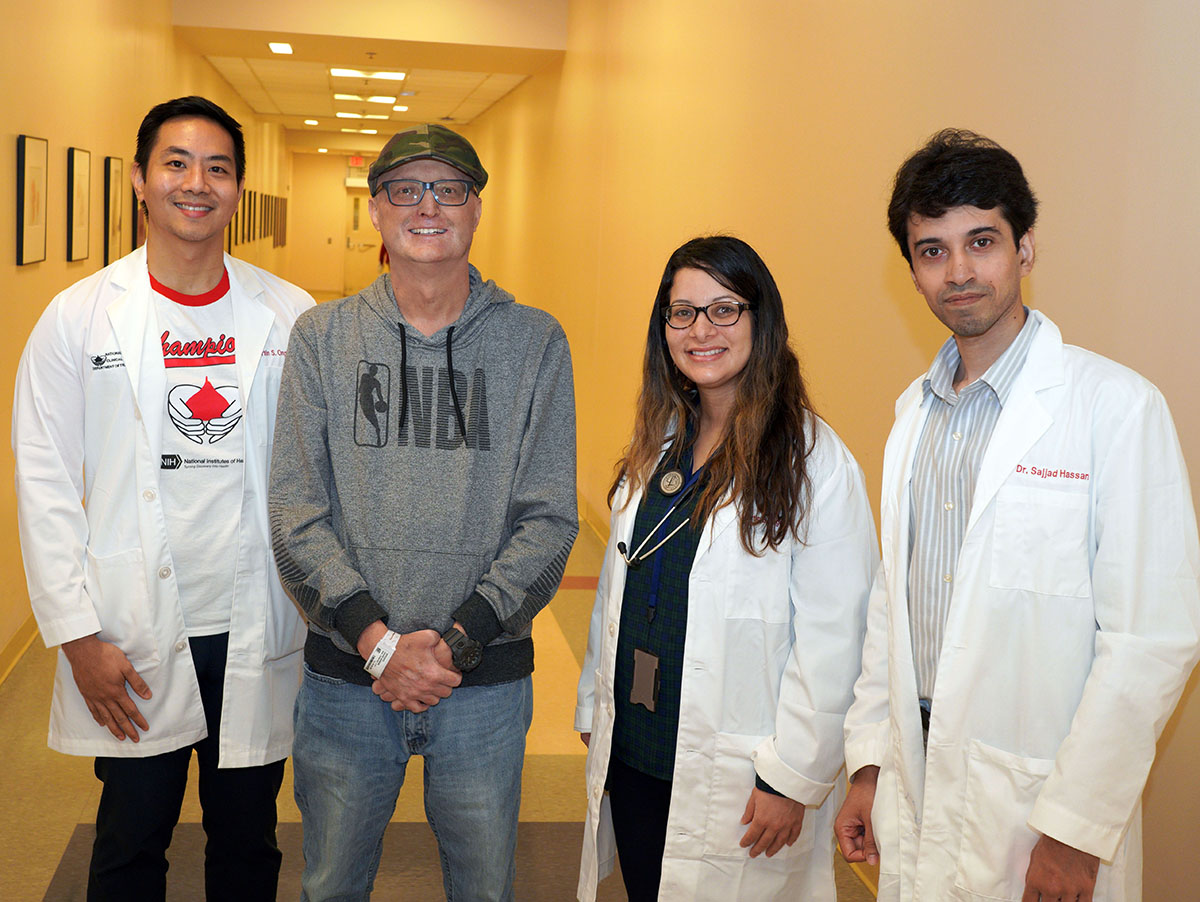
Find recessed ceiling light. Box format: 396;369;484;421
330;68;405;81
269;42;293;54
363;114;388;120
366;96;396;104
304;119;319;126
361;129;378;135
393;105;409;113
337;112;363;119
334;93;363;102
317;148;328;153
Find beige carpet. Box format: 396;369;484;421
46;821;873;900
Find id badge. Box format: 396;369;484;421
631;648;660;712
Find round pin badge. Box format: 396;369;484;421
659;469;685;496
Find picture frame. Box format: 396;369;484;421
104;156;123;265
16;134;48;265
132;184;145;252
67;147;90;261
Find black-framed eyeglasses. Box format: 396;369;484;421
375;179;474;207
662;301;755;329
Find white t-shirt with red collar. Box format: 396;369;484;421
153;270;243;637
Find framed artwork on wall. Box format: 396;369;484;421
67;147;90;261
104;156;123;265
131;185;145;252
17;134;48;265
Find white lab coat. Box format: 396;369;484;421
576;416;878;901
844;311;1200;901
13;246;314;767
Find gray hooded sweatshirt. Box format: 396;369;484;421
269;268;578;686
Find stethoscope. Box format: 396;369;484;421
616;465;703;571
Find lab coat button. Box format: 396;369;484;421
593;786;602;800
174;640;187;652
608;622;616;636
943;573;952;583
158;566;172;580
952;431;962;441
143;489;156;501
943;501;953;511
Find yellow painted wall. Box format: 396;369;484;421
463;0;1200;895
286;152;351;295
0;0;292;656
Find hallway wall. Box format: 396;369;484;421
461;0;1200;897
0;0;292;666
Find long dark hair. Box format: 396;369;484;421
610;235;816;554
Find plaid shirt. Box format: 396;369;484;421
611;446;705;781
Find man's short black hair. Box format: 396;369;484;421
134;96;246;184
887;128;1038;266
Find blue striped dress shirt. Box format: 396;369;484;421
907;311;1040;699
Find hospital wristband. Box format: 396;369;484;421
363;629;401;679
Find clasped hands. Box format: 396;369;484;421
357;622;462;713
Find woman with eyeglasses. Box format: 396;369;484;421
574;236;878;901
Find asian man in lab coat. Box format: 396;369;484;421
13;96;313;900
835;129;1200;902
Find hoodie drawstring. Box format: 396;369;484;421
395;321;467;442
396;324;408;430
445;325;468;440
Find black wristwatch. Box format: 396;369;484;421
441;626;483;672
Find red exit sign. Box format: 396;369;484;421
349;155;364;167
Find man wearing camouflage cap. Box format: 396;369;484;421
270;124;578;899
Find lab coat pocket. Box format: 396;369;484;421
724;551;790;622
702;733;814;860
262;591;306;662
990;486;1090;598
953;739;1054;900
86;548;160;667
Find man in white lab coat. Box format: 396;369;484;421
835;129;1200;901
12;96;312;900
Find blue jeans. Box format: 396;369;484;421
293;664;533;901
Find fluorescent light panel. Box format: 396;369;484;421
333;94;396;104
304;119;318;125
330;68;406;81
393;105;409;112
269;42;293;54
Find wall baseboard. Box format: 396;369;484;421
578;491;610;545
0;613;39;687
849;862;879;896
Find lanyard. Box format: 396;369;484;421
618;464;703;622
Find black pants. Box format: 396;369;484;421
606;753;673;902
88;633;285;902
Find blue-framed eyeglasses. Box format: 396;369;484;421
375;179;474;207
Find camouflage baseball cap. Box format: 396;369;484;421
367;123;488;196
